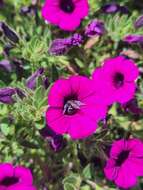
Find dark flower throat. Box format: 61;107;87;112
63;94;83;115
60;0;75;13
113;72;124;88
0;176;19;187
116;150;130;166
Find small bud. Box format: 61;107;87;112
0;22;19;43
0;59;12;72
123;34;143;44
26;68;44;90
0;87;22;104
134;15;143;29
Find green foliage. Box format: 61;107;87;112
1;0;143;190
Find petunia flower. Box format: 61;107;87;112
46;75;107;139
41;0;89;31
85;19;105;37
0;163;36;190
92;56;139;104
123;34;143;44
104;138;143;189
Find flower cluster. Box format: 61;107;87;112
46;55;139;139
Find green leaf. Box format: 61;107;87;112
81;185;91;190
51;64;59;81
0;124;10;136
63;173;82;189
64;183;76;190
82;164;92;179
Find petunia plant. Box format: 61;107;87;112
1;0;143;190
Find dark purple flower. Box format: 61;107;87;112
26;68;44;90
122;99;143;115
49;38;71;56
43;78;49;89
0;59;12;72
134;15;143;28
39;126;66;152
0;0;4;8
0;22;19;43
0;87;22;104
101;3;120;13
123;34;143;44
85;20;105;37
12;59;24;80
101;3;129;14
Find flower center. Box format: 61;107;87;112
63;100;81;115
60;0;75;13
113;72;124;88
0;176;19;187
116;150;130;166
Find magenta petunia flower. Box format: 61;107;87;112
104;138;143;189
41;0;89;31
0;163;36;190
92;56;139;104
46;75;107;139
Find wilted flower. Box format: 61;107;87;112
0;59;12;72
0;163;36;190
39;126;66;152
49;38;71;56
41;0;89;31
92;56;139;104
122;99;143;115
85;19;105;37
123;34;143;44
0;22;19;43
70;33;83;46
49;34;83;56
101;3;129;14
134;15;143;28
26;68;44;90
0;87;23;104
46;75;107;139
104;138;143;189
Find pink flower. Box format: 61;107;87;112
92;56;139;104
41;0;89;31
0;163;36;190
46;75;107;139
104;138;143;189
